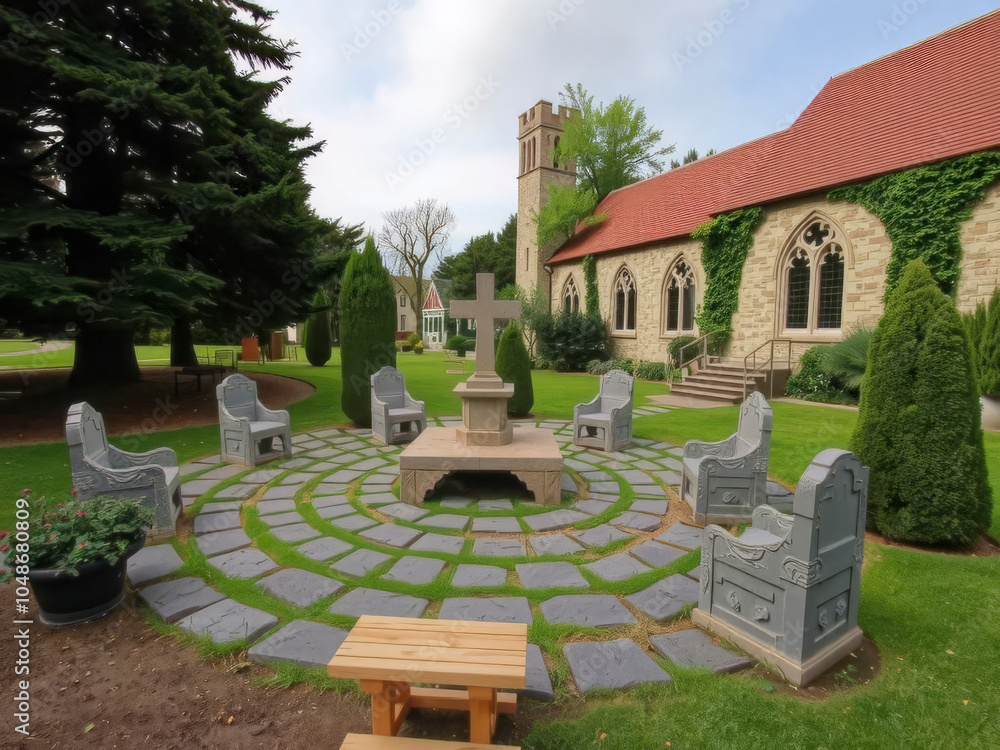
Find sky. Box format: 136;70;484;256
260;0;999;267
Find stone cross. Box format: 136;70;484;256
449;273;521;377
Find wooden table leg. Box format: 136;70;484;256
360;679;411;736
467;685;498;744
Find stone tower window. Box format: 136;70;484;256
613;267;636;334
563;275;580;314
779;216;846;335
663;259;696;333
553;136;560;168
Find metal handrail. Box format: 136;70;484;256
677;332;713;372
743;339;793;399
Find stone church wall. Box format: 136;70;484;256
548;181;1000;367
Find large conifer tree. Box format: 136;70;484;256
0;1;326;383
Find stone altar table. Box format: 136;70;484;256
399;273;563;504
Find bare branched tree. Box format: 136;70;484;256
379;198;456;340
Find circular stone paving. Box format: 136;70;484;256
127;412;768;699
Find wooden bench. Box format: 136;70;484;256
340;733;519;749
329;615;527;745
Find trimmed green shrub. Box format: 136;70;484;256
304;290;332;367
339;237;396;426
819;327;872;395
978;288;1000;395
785;346;833;397
496;320;533;416
535;312;610;372
413;342;423;354
586;359;614;376
668;335;697;367
850;260;991;547
400;342;412;352
446;334;471;356
406;331;421;348
962;300;988;386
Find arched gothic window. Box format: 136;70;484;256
563;276;580;314
780;217;846;334
613;267;636;334
663;260;696;333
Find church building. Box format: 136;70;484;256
516;11;1000;373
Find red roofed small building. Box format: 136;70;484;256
516;10;1000;375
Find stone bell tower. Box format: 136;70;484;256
515;100;577;295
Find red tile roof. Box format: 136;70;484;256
423;280;443;311
549;9;1000;264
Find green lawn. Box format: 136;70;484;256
3;350;1000;748
0;340;41;353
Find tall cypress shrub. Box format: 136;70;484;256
496;320;533;416
582;254;600;318
304;291;332;367
339;237;396;426
978;288;1000;395
850;260;991;547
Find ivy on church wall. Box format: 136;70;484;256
582;254;600;318
829;151;1000;296
692;206;765;334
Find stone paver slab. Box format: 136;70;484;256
257;498;296;515
569;524;634;548
419;514;469;531
271;522;322;543
572;499;615;516
360;523;422;548
138;577;225;622
516;562;588;589
207;548;278;579
331;548;391;577
625;574;700;621
529;534;585;557
629;540;688;568
478;499;513;511
262;485;299;500
328;587;428;618
259;511;303;527
313;483;350;496
280;472;315;485
256;568;343;607
212;484;259;500
656;523;703;550
561;473;578;493
317;504;356;520
583;552;652;582
382;556;447;585
523;509;589;532
328;513;379;532
439;597;532;624
199;500;244;513
610;511;661;532
312;494;350;508
176;598;278;643
180;479;217;497
358;491;398;506
523;643;554;701
410;532;466;555
248;620;350;669
452;564;507;588
378;502;429;522
198;465;246;481
196;528;251;557
242;468;284;484
564;639;672;693
540;595;635;627
588;482;621;495
127;544;184;585
650;629;753;673
472;517;522;533
472;538;526;558
194;510;241;534
631;499;669;515
296;536;354;561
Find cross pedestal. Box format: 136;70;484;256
449;274;521;447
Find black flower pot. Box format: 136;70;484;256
28;534;145;626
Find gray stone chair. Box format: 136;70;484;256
370;366;427;445
681;390;773;525
66;401;182;536
573;369;634;452
216;373;292;466
692;448;868;687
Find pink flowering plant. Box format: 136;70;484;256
25;490;155;575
